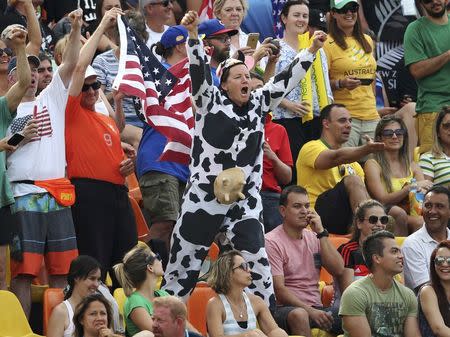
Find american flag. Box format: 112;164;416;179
198;0;214;22
113;16;193;165
9;105;52;142
272;0;287;38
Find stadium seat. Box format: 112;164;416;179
129;195;150;241
186;285;216;336
311;329;336;337
319;236;349;285
113;288;127;329
43;288;64;335
126;173;143;206
208;242;219;261
321;284;334;308
395;236;406;247
0;290;44;337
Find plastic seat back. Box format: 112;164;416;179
42;288;64;335
0;290;35;336
129;195;150;241
319;236;349;285
113;288;127;329
186;285;216;336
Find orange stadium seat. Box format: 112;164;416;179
126;173;143;206
129;195;150;241
319;236;349;285
186;285;216;336
43;288;64;335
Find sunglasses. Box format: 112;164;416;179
334;3;359;14
146;253;162;264
38;66;53;73
364;215;389;225
434;256;450;266
440;122;450;130
232;262;250;271
82;81;101;92
0;47;13;57
421;0;433;4
149;0;172;7
381;128;406;138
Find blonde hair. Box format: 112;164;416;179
207;250;241;294
113;245;155;296
54;34;70;66
213;0;248;20
153;296;187;322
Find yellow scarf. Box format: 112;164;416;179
298;32;329;123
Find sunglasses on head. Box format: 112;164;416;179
434;256;450;266
232;262;250;271
0;48;13;57
146;253;162;264
381;128;406;138
149;0;172;7
365;215;389;225
334;3;359;14
82;81;101;92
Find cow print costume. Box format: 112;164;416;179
162;38;315;308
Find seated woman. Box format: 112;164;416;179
420;107;450;188
47;255;102;337
73;293;153;337
206;250;287;337
418;240;450;337
114;245;166;336
364;116;432;235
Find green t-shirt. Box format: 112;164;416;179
404;15;450;113
124;289;169;336
0;96;14;208
339;276;417;337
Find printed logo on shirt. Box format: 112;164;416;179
104;133;112;146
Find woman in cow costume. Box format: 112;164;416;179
162;10;327;308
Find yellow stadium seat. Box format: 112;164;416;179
0;290;44;337
311;329;336;337
395;236;406;247
413;147;420;163
113;288;127;329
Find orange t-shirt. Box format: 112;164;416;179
65;95;125;185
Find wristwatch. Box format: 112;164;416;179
316;229;329;239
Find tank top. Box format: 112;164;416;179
219;293;257;336
63;300;75;337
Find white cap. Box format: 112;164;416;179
85;65;98;79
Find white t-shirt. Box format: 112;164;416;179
6;68;69;197
145;24;169;62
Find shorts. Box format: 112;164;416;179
345;118;379;148
139;171;185;223
0;204;16;245
315;179;353;235
273;305;342;335
416;112;438;154
10;193;78;278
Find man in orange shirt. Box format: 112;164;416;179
65;7;137;286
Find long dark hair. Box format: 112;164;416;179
65;255;102;300
328;10;372;53
429;240;450;326
73;293;113;337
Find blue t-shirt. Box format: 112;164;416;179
136;124;189;182
241;0;274;41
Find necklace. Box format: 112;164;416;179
225;295;246;319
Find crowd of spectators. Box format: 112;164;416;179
0;0;450;336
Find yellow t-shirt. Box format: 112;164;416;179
297;139;364;207
323;35;378;121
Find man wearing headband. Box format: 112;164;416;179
404;0;450;154
162;10;327;308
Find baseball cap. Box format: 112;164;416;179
8;54;40;75
198;19;238;39
309;9;328;31
1;24;26;41
330;0;358;9
84;65;98;79
160;25;188;48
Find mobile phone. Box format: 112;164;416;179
246;33;259;49
7;133;25;146
357;78;374;85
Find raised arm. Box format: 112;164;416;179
58;9;83;87
69;8;123;97
21;0;41;56
4;27;31;113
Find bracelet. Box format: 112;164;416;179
335;79;340;89
316;229;329;239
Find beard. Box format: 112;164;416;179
425;2;447;18
213;47;230;64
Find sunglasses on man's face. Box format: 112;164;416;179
149;0;172;7
232;262;250;272
82;81;101;92
381;128;406;138
434;256;450;266
365;215;389;225
421;0;433;4
334;3;359;14
0;48;13;57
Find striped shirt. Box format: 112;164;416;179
419;152;450;186
219;293;257;336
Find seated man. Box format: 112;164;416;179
297;103;384;234
153;296;202;337
339;230;420;337
265;185;344;337
403;185;450;292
